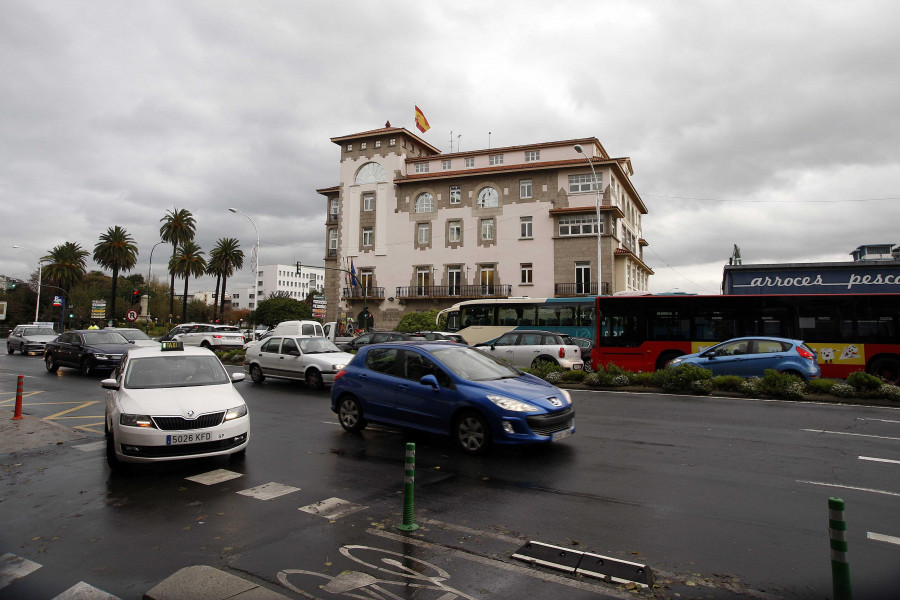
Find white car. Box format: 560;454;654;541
475;329;584;370
243;335;355;389
102;342;249;469
174;324;245;350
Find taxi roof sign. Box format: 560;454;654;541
161;340;184;351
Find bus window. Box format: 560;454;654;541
537;306;560;327
694;310;737;341
601;315;642;347
649;310;690;341
462;305;496;327
579;305;594;327
445;311;461;332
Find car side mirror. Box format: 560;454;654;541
288;350;300;356
100;378;119;390
231;372;246;383
420;374;439;389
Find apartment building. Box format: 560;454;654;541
318;125;652;327
230;263;325;310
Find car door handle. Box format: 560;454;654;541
397;384;409;391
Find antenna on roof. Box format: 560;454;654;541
457;134;462;153
488;131;491;149
449;130;453;153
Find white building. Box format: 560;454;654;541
191;290;232;305
230;264;325;310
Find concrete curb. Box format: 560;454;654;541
0;414;89;454
143;565;290;600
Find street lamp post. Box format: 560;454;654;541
228;207;260;301
12;245;42;323
574;144;604;296
146;240;166;332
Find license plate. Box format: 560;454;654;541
167;432;212;445
551;428;573;442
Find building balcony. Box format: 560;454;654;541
395;284;513;300
342;287;385;300
554;282;610;296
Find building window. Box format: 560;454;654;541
346;144;352;152
465;157;475;168
477;186;499;208
481;218;494;241
449;185;461;204
449;221;461;242
568;173;600;193
363;194;374;211
374;140;381;149
558;214;598;236
414;192;434;213
521;263;533;284
442;160;451;170
415;163;429;173
362;227;373;247
389;138;396;146
480;266;495;294
489;154;504;166
448;267;462;296
575;261;592;294
416;268;431;295
361;142;367;150
417;223;430;244
328;228;338;253
360;270;373;291
520;179;532;199
525;150;540;162
329;198;339;219
520;216;533;239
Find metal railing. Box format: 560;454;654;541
342;287;385;300
555;282;598;296
395;284;512;299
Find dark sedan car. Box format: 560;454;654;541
44;330;134;375
338;331;425;352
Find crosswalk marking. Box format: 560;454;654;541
0;553;41;590
186;469;244;485
73;441;106;452
52;581;120;599
299;497;367;519
237;482;300;500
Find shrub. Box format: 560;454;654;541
584;372;601;387
846;371;883;392
690;379;713;395
807;378;838;395
654;364;713;393
758;369;806;399
711;375;745;392
782;380;807;400
878;384;900;401
544;371;562;384
526;360;565;380
741;377;762;396
611;374;631;387
561;369;587;383
830;383;856;398
629;371;657;387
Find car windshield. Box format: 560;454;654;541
82;332;129;345
124;355;231;389
430;346;520;381
298;337;341;353
22;327;56;336
115;329;151;341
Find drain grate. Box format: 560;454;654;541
512;541;654;588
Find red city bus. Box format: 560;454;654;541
592;293;900;383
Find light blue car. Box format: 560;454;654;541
666;336;820;382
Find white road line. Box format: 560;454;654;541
859;456;900;465
802;429;900;441
797;480;900;497
419;517;526;544
867;532;900;547
299;497;367;519
237;482;300;500
73;441;106;452
185;469;243;485
52;581;120;599
857;417;900;424
0;553;41;590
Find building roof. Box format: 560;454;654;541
330;126;442;154
549;205;626;218
614;248;654;274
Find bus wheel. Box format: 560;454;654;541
656;351;685;371
869;357;900;385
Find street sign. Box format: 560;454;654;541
91;300;107;320
53;295;63;307
126;309;138;322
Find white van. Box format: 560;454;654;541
271;320;325;337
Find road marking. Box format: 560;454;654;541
299;497;367;519
74;441;106;452
0;553;41;590
867;532;900;546
797;480;900;497
52;581;120;599
0;391;43;405
856;417;900;424
859;456;900;465
801;429;900;441
419;517;525;544
237;482;300;500
186;469;243;485
46;401;99;420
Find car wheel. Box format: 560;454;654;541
869;356;900;385
7;345;13;355
455;411;491;455
249;364;265;383
337;395;367;432
106;429;125;471
201;341;211;349
531;356;559;370
45;353;58;372
81;358;93;376
656;351;686;371
306;368;324;390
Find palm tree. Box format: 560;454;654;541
169;241;206;321
207;238;244;322
42;242;90;293
159;208;196;320
93;226;139;321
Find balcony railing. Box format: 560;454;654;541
554;282;610;296
395;284;512;300
342;287;385;300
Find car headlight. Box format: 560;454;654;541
668;358;684;367
120;414;155;428
225;404;248;420
487;395;540;412
95;353;110;360
332;364;346;371
559;389;572;405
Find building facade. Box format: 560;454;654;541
231;264;325;310
319;125;652;327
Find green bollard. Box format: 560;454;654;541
828;497;852;600
397;442;419;532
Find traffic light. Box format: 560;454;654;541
131;289;141;305
296;262;302;275
6;281;17;291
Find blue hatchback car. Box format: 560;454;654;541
330;342;575;454
666;336;820;381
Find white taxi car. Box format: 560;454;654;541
102;341;249;470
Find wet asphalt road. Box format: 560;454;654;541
1;349;899;599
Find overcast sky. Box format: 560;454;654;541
3;0;899;296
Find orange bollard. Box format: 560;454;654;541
12;375;24;420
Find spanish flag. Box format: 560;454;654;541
414;105;431;133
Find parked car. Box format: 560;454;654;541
331;341;575;454
566;336;595;370
105;327;157;347
158;323;200;342
475;330;583;370
243;330;273;350
102;342;249;469
174;324;245;351
243;335;355;389
339;331;425;352
44;330;134;375
666;336;820;382
7;325;57;355
415;331;468;344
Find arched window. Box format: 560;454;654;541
414;192;434;213
477;186;499;208
355;162;387;185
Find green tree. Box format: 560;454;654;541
207;238;244;323
168;241;206;321
41;242;89;294
159;208;196;320
93;226;138;321
396;309;443;333
251;296;311;328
